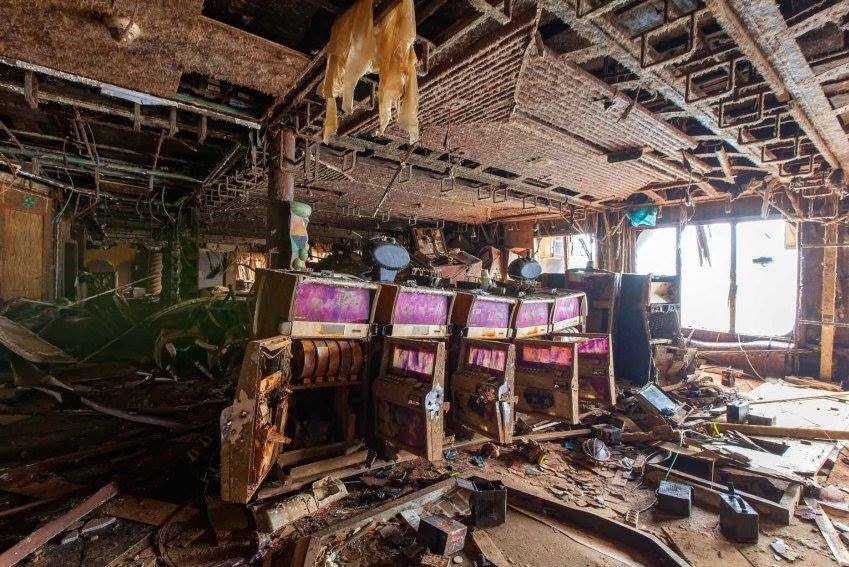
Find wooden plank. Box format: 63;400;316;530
804;498;849;565
0;207;44;300
820;224;838;380
470;530;510;567
828;447;849;488
709;422;849;441
0;481;119;566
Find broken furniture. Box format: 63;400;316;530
449;338;516;444
451;291;517;340
412;227;482;285
513;339;581;423
220;337;293;503
252;477;347;534
373;337;448;461
287;473;688;566
373;283;455;340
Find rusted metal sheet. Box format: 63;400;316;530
0;315;75;364
220;336;293;504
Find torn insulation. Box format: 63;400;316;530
320;0;376;142
375;0;419;143
320;0;420;143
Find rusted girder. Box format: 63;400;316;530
706;0;849;173
546;0;777;178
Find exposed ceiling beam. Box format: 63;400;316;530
545;0;781;178
706;0;849;172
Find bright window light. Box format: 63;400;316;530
681;223;731;332
735;219;797;336
635;226;677;276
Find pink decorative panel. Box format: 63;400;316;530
553;295;581;323
391;346;436;382
467;346;507;372
577;337;609;354
393;291;450;325
516;302;550;328
520;344;573;366
468;299;511;328
292;282;371;323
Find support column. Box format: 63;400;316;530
819;224;838;380
267;127;296;269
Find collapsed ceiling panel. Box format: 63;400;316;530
0;1;310;99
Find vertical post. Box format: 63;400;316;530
819;224;838;380
729;220;737;334
267;127;296;269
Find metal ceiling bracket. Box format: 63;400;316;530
492;186;508;203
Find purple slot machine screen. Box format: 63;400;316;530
392;291;450;325
516;302;551;328
468;299;511;328
292;282;371;323
553;296;581;324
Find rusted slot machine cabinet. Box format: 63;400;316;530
220;337;293;503
450;339;516;443
250;269;378;467
548;291;587;333
549;332;616;408
451;291;517;340
512;297;554;339
373;338;447;461
374;284;455;339
513;339;580;423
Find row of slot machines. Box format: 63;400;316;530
220;269;616;503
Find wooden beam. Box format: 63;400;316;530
709;422;849;441
820;223;838;380
23;71;38;109
0;482;119;566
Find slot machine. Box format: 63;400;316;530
512;296;554;339
372;338;448;461
513;339;581;423
548;290;587;333
549;332;616;407
450;339;516;443
220;269;379;502
450;291;519;441
371;284;455;460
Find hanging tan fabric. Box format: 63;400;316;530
320;0;376;142
374;0;419;142
320;0;419;143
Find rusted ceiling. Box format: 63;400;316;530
2;0;849;238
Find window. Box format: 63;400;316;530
635;226;677;276
681;223;732;332
668;219;797;336
535;236;565;273
567;233;596;269
735;220;798;336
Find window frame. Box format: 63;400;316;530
635;217;798;337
